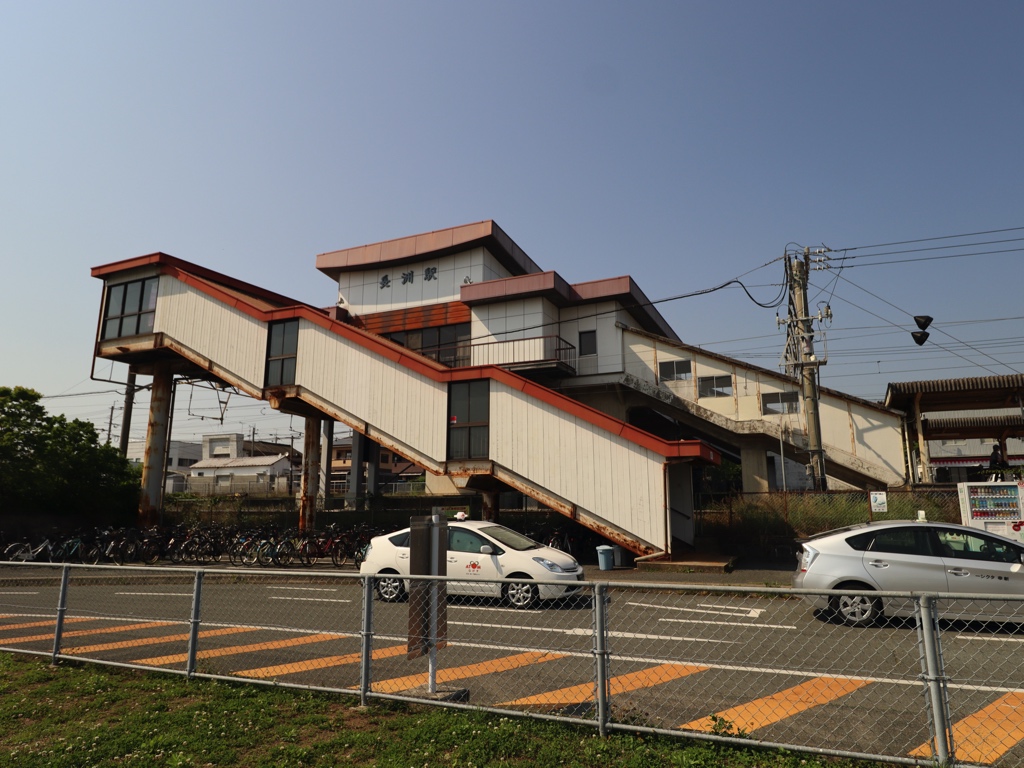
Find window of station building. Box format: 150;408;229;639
385;322;471;367
379;450;391;464
579;330;597;356
448;380;489;460
659;359;691;382
697;374;733;398
266;319;299;387
102;277;159;340
761;391;800;415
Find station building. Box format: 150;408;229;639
91;221;907;556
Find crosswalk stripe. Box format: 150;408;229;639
236;643;409;678
501;663;707;707
0;621;176;645
0;617;107;633
66;626;258;655
679;676;871;734
133;632;341;666
909;692;1024;764
373;651;566;693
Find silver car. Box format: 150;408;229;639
793;520;1024;626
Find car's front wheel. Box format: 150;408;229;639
375;572;406;602
504;578;538;609
831;584;881;627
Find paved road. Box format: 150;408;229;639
1;564;1023;765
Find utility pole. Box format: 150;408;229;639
781;249;831;491
118;371;137;457
106;402;116;445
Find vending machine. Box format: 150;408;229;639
957;481;1024;542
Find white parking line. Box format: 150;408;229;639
449;604;543;614
115;592;192;597
627;600;767;619
659;618;797;630
268;597;351;603
268;587;338;593
448;621;737;644
0;592;38;595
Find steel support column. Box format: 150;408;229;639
320;419;334;502
482;491;498;522
300;416;322;532
347;432;366;508
140;362;172;527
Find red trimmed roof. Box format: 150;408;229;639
461;272;679;341
316;220;542;280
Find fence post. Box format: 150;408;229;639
917;595;952;765
186;570;205;678
359;575;374;706
51;564;71;664
593;582;610;737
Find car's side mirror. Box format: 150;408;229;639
479;545;494;555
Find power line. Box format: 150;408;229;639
830;273;1021;376
832;226;1024;253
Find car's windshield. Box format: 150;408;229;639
479;525;541;551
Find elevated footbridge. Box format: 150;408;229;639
92;254;719;556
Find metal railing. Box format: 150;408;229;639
411;335;577;373
2;561;1023;766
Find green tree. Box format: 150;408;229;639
0;386;138;533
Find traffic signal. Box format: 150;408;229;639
911;315;932;346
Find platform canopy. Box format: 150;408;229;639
885;374;1024;441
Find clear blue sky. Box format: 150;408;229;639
2;1;1022;445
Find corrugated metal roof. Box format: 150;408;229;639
191;455;289;470
887;374;1024;396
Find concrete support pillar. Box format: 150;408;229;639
347;432;366;508
140;362;172;527
915;393;933;483
300;416;322;532
482;491;499;522
319;420;334;502
740;444;771;493
365;439;380;497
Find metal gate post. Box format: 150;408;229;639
51;565;71;664
918;595;952;765
359;575;374;706
593;583;610;737
186;570;205;678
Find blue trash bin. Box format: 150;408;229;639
596;545;614;571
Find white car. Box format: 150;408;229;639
793;520;1024;626
358;520;585;608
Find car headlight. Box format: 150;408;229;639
533;557;567;573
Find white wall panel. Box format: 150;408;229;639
491;381;667;549
295;322;448;461
156;277;268;388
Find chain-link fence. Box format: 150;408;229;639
3;561;1024;766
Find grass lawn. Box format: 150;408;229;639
0;653;889;767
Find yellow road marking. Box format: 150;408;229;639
374;651;567;693
237;643;409;679
679;676;871;733
0;617;107;633
501;663;707;707
909;692;1024;764
133;632;341;666
66;626;258;655
0;621;176;645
